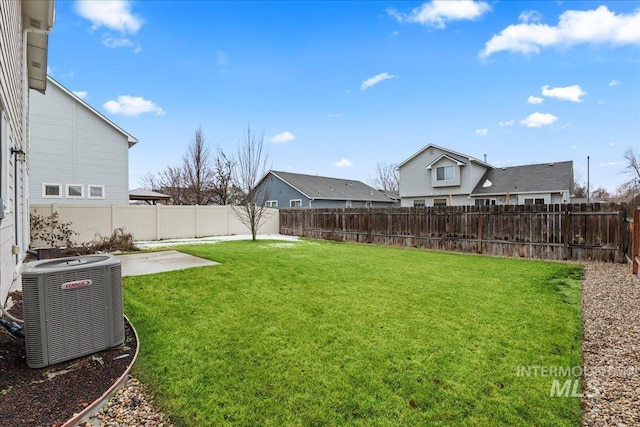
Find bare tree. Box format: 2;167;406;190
619;146;640;193
369;162;399;192
573;171;588;198
182;126;214;205
232;124;271;240
141;166;189;205
211;147;240;205
591;187;611;201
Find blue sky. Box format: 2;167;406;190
47;1;640;192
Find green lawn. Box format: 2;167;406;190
123;239;582;426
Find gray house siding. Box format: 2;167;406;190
256;171;395;208
258;173;310;208
29;79;132;205
399;145;489;207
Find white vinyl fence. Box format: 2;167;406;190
30;204;279;246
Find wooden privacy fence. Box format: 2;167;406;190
280;204;629;263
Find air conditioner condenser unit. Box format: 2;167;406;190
22;254;124;368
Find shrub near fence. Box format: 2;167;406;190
279;203;629;262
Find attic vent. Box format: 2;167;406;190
29;18;42;29
482;179;492;188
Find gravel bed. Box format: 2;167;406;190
582;262;640;426
80;377;173;427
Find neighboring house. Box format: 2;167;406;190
29;76;138;205
1;0;55;304
398;144;573;207
254;170;396;208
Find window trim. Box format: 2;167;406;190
413;199;426;208
87;185;105;199
436;165;455;182
265;200;278;208
290;199;302;208
66;184;84;199
433;198;448;207
42;183;62;199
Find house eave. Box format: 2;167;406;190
22;0;55;93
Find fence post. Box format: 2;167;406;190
563;206;570;260
195;205;200;238
633;208;639;275
477;209;483;254
156;204;161;240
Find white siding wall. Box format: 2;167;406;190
0;0;27;303
29;82;130;205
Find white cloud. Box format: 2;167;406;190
542;85;586;102
103;95;165;116
598;161;624;168
360;72;398;90
520;112;558;128
528;95;544;104
101;34;133;48
72;90;88;99
498;120;515;127
480;6;640;58
519;10;543;24
333;158;353;168
75;0;143;34
597;99;606;105
269;131;295;144
608;79;621;86
388;0;491;29
475;128;488;136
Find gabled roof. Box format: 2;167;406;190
471;161;574;196
268;170;395;203
46;76;139;147
397;143;493;169
425;154;466;169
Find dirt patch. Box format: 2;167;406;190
0;292;136;427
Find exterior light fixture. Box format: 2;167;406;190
11;148;26;162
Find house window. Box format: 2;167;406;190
433;198;447;207
265;200;278;208
524;198;545;205
42;183;62;198
475;198;496;206
88;185;105;199
413;199;425;207
436;166;454;181
66;184;84;198
346;200;352;208
290;199;302;207
365;201;372;208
